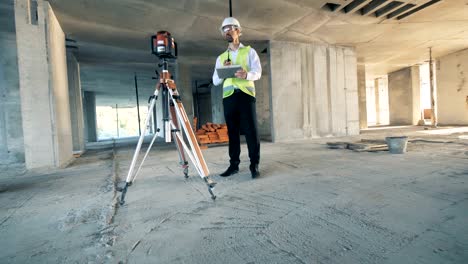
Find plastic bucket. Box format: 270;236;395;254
385;136;408;154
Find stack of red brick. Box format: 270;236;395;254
195;122;229;145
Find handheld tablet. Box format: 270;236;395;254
216;65;243;79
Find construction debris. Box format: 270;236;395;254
195;122;229;147
327;139;389;152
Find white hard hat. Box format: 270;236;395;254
219;17;242;35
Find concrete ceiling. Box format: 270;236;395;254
2;0;467;83
46;0;468;79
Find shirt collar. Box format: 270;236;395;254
227;43;244;52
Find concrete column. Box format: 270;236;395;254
313;45;331;136
388;66;421;125
357;64;368;129
83;91;97;142
0;25;24;165
374;78;381;125
254;47;272;140
15;0;73;168
211;84;224;124
411;66;421;125
344;48;360;135
67;51;85;153
176;63;194;122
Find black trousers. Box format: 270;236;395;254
223;89;260;166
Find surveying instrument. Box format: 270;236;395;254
118;31;217;205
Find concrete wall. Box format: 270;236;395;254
67;51;85;152
388;66;420;125
14;0;74;168
436;48;468;125
0;28;24;164
269;41;359;142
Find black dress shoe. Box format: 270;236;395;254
250;164;259;179
220;166;239;177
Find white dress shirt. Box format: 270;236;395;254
212;43;262;86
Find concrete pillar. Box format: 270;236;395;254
357;64;368;129
254;47;272;140
344;48;360;135
67;51;85;153
176;63;194;122
211;84;224;124
314;45;331;136
374;78;381;125
269;41;359;142
15;0;73;168
388;66;421;125
83;91;97;142
0;18;24;165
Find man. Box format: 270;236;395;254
212;17;262;179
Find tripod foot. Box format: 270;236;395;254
204;177;217;200
209;188;216;200
119;182;130;205
183;166;189;178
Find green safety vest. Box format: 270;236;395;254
219;46;255;98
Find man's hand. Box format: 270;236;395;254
223;60;232;66
235;69;247;79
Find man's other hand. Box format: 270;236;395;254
223;60;232;66
235;69;247;79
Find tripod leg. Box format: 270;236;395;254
131;128;160;183
170;125;217;200
168;89;216;200
169;101;189;178
119;91;158;205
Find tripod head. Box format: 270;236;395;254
150;31;178;88
151;31;177;60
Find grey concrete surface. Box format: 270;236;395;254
0;149;117;263
1;126;467;263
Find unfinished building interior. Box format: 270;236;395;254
1;0;467;263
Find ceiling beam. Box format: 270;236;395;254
360;0;389;15
374;1;404;17
396;0;442;20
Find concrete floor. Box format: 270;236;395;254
1;126;467;263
